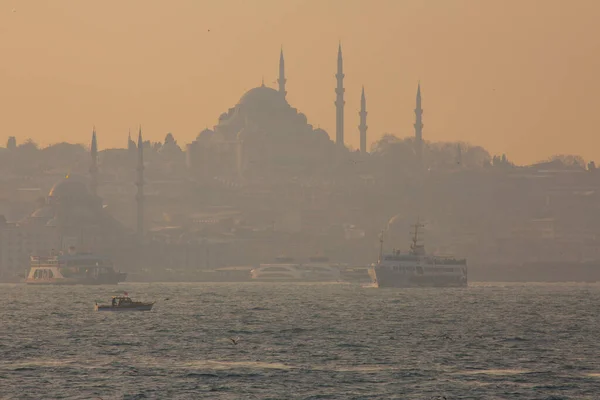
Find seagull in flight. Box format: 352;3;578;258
229;337;240;345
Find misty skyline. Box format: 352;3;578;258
1;0;599;164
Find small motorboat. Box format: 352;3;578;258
95;293;154;312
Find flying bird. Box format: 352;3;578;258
229;337;240;345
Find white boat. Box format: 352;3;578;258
95;293;154;312
250;256;342;282
26;247;127;285
369;220;468;288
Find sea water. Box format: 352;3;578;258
1;282;599;399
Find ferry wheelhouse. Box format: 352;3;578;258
369;221;467;288
26;248;127;285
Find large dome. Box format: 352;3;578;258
238;86;288;110
48;176;89;198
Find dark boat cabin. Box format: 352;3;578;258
112;296;132;307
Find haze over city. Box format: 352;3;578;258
3;2;600;399
1;0;599;164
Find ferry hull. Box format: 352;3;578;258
26;272;127;285
370;267;467;288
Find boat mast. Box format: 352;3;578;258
409;217;425;255
378;230;384;263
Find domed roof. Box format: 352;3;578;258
238;85;288;109
313;128;330;139
48;175;89;198
197;128;214;140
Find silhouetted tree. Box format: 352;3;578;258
370;134;402;154
588;161;596;171
492;153;514;168
547;154;586;168
18;139;38;151
164;133;177;145
160;133;183;157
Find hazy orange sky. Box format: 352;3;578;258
1;0;599;164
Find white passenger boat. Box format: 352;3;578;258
250;256;342;282
369;220;468;288
26;247;127;285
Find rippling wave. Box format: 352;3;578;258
1;282;599;399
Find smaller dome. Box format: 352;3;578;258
197;128;214;141
313;128;330;140
48;176;89;198
297;113;308;125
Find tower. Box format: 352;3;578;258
278;47;286;98
136;126;144;243
358;86;368;153
90;127;98;196
335;42;345;146
414;82;423;163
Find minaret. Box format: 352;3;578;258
335;42;345;147
358;86;368;153
136;126;144;244
278;47;286;98
90;126;98;196
414;82;423;163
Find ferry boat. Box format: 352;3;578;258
250;256;342;282
95;293;154;311
26;248;127;285
369;220;467;288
